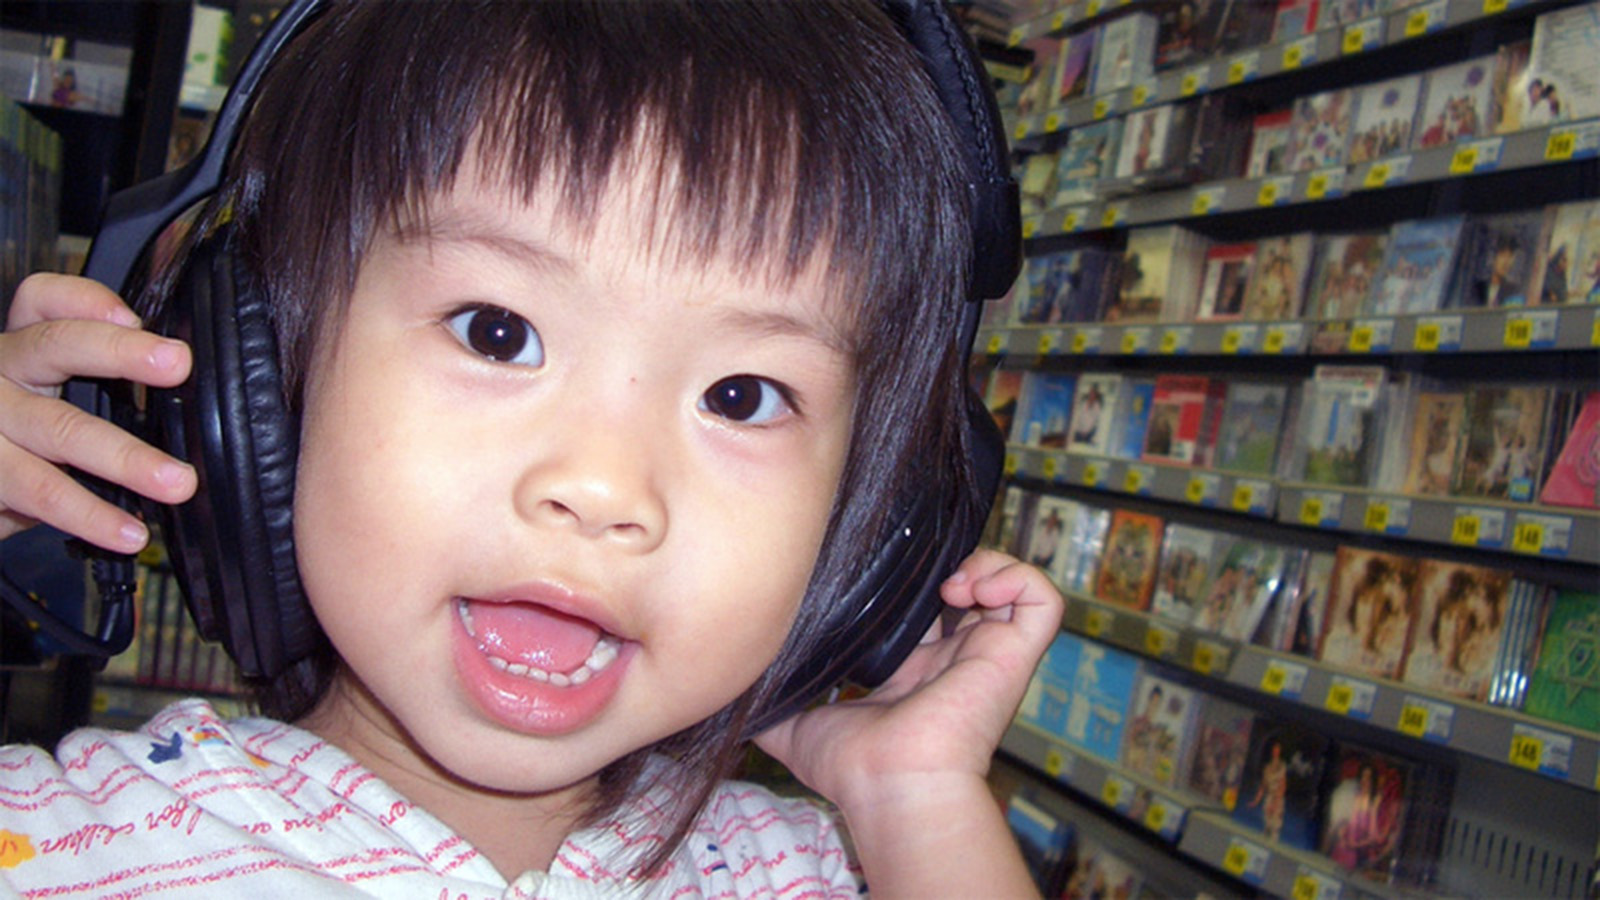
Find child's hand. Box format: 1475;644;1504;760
0;273;196;551
756;549;1061;898
757;548;1061;801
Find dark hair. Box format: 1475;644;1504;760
157;0;980;878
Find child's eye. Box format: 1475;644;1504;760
445;305;544;367
699;375;792;425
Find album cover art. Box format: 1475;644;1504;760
1056;30;1098;104
1018;150;1059;217
1539;391;1600;509
1322;0;1380;24
1271;0;1321;42
1254;549;1312;652
1244;109;1294;179
1184;696;1255;810
1120;673;1200;787
1321;745;1412;883
1151;523;1218;625
1062;836;1144;900
1349;75;1422;164
1091;12;1159;94
1013;371;1079;449
1452;210;1548;308
1063;640;1143;762
1536;198;1600;305
1233;717;1330;850
1108;226;1202;323
1192;538;1291;642
1486;579;1548;709
1020;249;1117;324
1196;242;1256;321
1290;551;1338;658
1522;589;1600;731
1320;547;1422;680
1452;386;1551;503
1240;232;1314;321
1054;119;1124;208
1068;373;1121;456
1414;57;1494;150
1023;494;1080;583
1521;3;1600;127
1212;381;1290;476
1307;231;1388;320
1490;39;1533;135
1400;391;1468;496
1401;560;1514;701
1111;378;1157;461
1062;504;1113;596
1115;103;1177;180
1285;88;1353;172
984;367;1025;440
1020;630;1085;738
1093;509;1165;611
1142;375;1225;467
1295;365;1387;488
1006;793;1076;897
1370;216;1467;316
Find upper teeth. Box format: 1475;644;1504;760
456;601;622;686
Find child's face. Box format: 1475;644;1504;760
290;153;856;794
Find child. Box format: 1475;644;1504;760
0;2;1061;897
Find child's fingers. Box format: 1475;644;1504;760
0;318;190;393
0;435;152;552
6;273;141;331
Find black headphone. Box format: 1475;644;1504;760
42;0;1019;732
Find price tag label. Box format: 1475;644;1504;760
1547;129;1578;161
986;333;1005;355
1185;473;1219;506
1223;324;1258;355
1451;513;1481;545
1304;167;1345;200
1092;97;1110;120
1120;327;1151;355
1063;208;1084;233
1342;18;1382;55
1231;482;1255;511
1299;491;1343;527
1221;838;1270;884
1325;676;1376;719
1291;867;1343;900
1131;81;1153;107
1413;315;1462;352
1300;495;1324;525
1483;0;1509;11
1192;186;1225;216
1283;35;1318;70
1449;137;1504;175
1257;176;1288;207
1261;659;1309;699
1082;461;1102;488
1179;66;1207;97
1451;506;1506;548
1084;607;1113;638
1142;799;1168;833
1158;326;1191;355
1006;25;1025;46
1014;119;1032;141
1226;51;1260;84
1101;203;1126;228
1363;497;1411;535
1040;455;1059;480
1124;464;1153;495
1404;0;1447;37
1503;310;1558;349
1084;0;1103;16
1512;513;1573;557
1145;623;1178;657
1051;10;1069;29
1100;774;1133;811
1038;331;1059;355
1021;215;1041;240
1364;501;1390;532
1192;640;1225;675
1044;747;1068;778
1398;695;1455;743
1509;724;1574;779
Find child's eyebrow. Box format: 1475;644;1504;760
398;213;578;279
712;306;852;357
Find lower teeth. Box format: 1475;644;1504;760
460;601;620;686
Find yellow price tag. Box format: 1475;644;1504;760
1232;484;1255;511
1082;462;1101;487
1038;332;1056;355
1227;59;1247;83
1132;84;1149;106
1342;26;1367;54
1222;844;1251;876
1071;331;1089;353
1014;120;1030;141
1348;325;1374;352
1509;733;1543;771
1547;130;1578;161
1193;642;1216;675
1085;609;1109;637
1007;26;1024;46
1159;330;1179;353
1484;0;1509;12
1221;329;1242;354
1003;453;1019;476
1180;72;1200;96
1145;627;1170;656
1121;331;1140;354
986;333;1004;354
1102;206;1121;228
1041;456;1058;480
1306;172;1329;199
1397;703;1430;738
1257;180;1280;206
1325;682;1355;715
1415;322;1441;351
1291;875;1320;900
1512;521;1545;554
1022;217;1039;239
1143;802;1167;832
1449;145;1478;174
1085;0;1102;15
1192;192;1213;216
1283;43;1303;69
1451;514;1481;546
1263;328;1286;354
1299;497;1324;525
1592;316;1600;347
1045;748;1067;778
1101;778;1123;807
1123;468;1144;493
92;690;110;714
1364;502;1391;532
1405;9;1430;36
1051;10;1068;29
1185;478;1207;504
1505;317;1533;348
1261;663;1288;694
1364;162;1391;189
1044;112;1062;134
1092;98;1109;120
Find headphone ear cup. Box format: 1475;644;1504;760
146;231;315;679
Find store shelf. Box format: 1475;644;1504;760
1005;444;1279;519
1226;647;1600;793
1002;720;1404;900
1059;593;1238;677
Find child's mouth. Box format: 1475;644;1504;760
455;598;624;687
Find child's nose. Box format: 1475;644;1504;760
511;427;668;553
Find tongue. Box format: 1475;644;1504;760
467;601;602;673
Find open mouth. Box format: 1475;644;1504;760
455;598;624;687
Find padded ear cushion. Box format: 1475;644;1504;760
147;230;314;679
